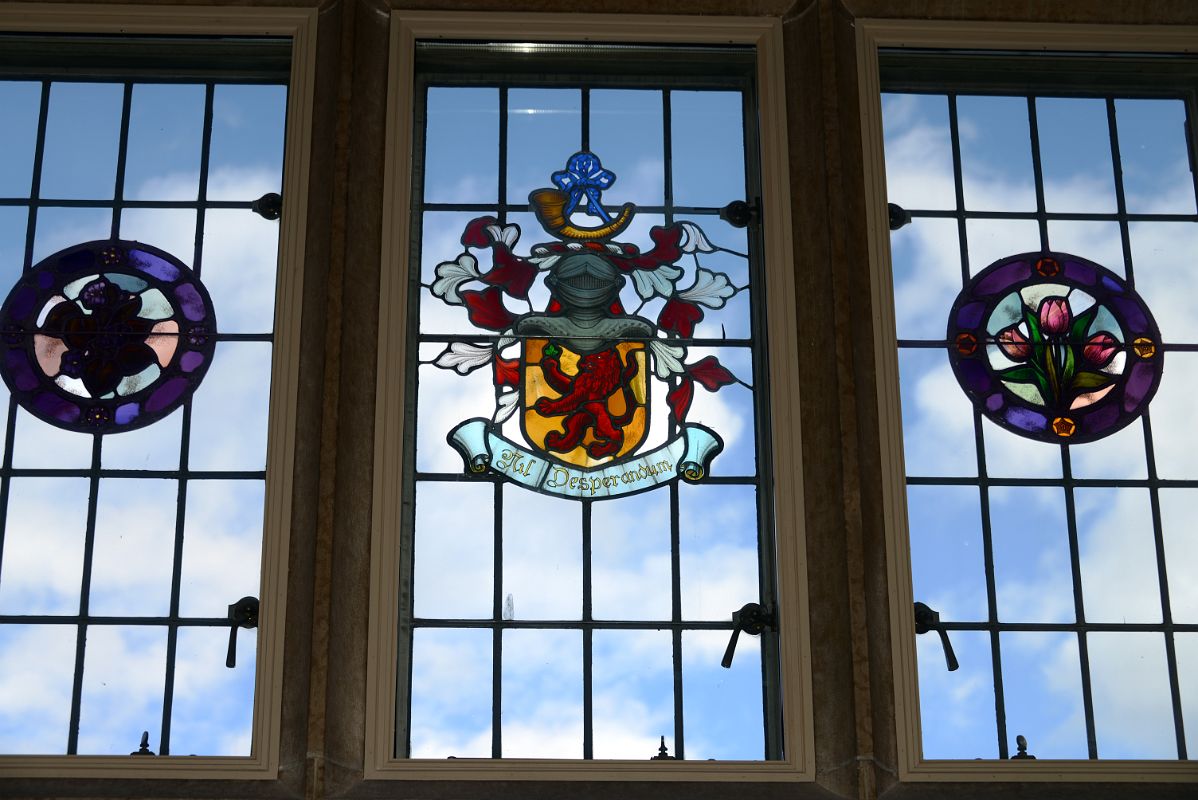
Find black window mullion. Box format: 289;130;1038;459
109;81;133;239
492;481;503;758
581;497;593;760
669;480;684;761
65;435;103;755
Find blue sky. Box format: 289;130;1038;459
884;90;1198;760
0;79;284;756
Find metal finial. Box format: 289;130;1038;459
650;735;676;760
1011;734;1036;759
130;730;155;756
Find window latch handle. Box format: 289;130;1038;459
226;596;260;668
720;602;775;668
914;601;959;671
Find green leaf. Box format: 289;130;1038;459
1072;370;1114;390
997;365;1041;383
1062;340;1076;387
1069;305;1098;343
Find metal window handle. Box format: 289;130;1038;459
720;602;775;668
226;596;260;669
914;601;959;672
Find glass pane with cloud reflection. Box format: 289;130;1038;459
502;485;582;621
683;346;755;477
31;206;111;264
1157;489;1198;623
76;625;166;755
1045;220;1124;276
0;624;76;754
1037;97;1117;214
171;625;255;755
0;81;40;197
409;626;492;758
1000;632;1087;759
590;89;664;207
100;408;184;470
1068;418;1147;480
881;93;955;211
424;87;498;204
591;629;673;758
908;484;987;622
1088;632;1177;758
898;347;977;477
506;89;581;206
990;487;1074;624
1148;352;1198;479
917;630;997;758
11;407;92;469
206;84;285;200
958;95;1037;212
682;629;763;760
1076;487;1161;624
88;478;178;618
670;91;744;209
965;218;1041;275
187;341;271;471
679;483;758;622
39;82;122;200
124;84;204;201
1128;221;1198;344
590;489;671;621
0;477;89;615
178;479;264;618
501;628;582;758
1176;633;1198;759
201;209;280;335
890;218;963;341
1116;98;1195;216
414;480;494;620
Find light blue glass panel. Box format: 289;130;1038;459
31;206;111;263
506;89;581;206
683;346;754;477
502;485;582;620
1088;632;1176;758
425;87;498;204
1076;487;1161;623
0;624;76;753
591;629;673;758
100;408;184;470
1046;220;1124;277
11;407;91;469
178;479;264;618
1128;221;1198;343
414;480;493;619
171;625;255;755
891;218;962;340
88;479;178;618
1037;97;1117;214
590;89;664;207
670;91;744;209
1157;489;1198;623
917;630;997;758
991;487;1074;624
958;95;1037;212
679;483;758;622
590;489;671;621
188;342;271;471
76;626;166;754
201;208;279;334
206;84;285;200
907;485;987;622
898;347;977;477
0;477;89;615
118;207;197;268
881;93;955;211
682;629;763;759
124;84;204;201
502;628;582;758
965;218;1040;275
1000;632;1087;759
0;82;40;197
39;83;122;200
980;416;1062;480
1116;98;1195;215
1149;352;1198;479
1177;634;1198;758
408;627;492;758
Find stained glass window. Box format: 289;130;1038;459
397;42;785;761
881;50;1198;761
0;39;288;757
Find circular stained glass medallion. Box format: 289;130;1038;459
0;240;217;433
947;251;1163;444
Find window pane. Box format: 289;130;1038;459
501;629;582;758
409;627;492;758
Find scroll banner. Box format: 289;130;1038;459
448;418;724;500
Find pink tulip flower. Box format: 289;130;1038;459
1038;297;1071;334
1084;332;1118;367
997;326;1030;360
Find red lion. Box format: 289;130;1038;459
534;347;640;458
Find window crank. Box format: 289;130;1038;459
914;601;959;671
226;596;260;668
721;602;775;668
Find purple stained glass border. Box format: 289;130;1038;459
0;239;218;434
946;251;1163;445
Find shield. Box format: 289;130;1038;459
521;337;649;468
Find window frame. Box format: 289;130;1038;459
857;17;1198;783
0;1;317;781
368;9;812;782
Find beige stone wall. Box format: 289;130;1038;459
5;1;1198;798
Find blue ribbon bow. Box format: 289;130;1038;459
551;152;616;223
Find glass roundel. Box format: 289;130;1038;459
0;239;217;433
947;251;1163;444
